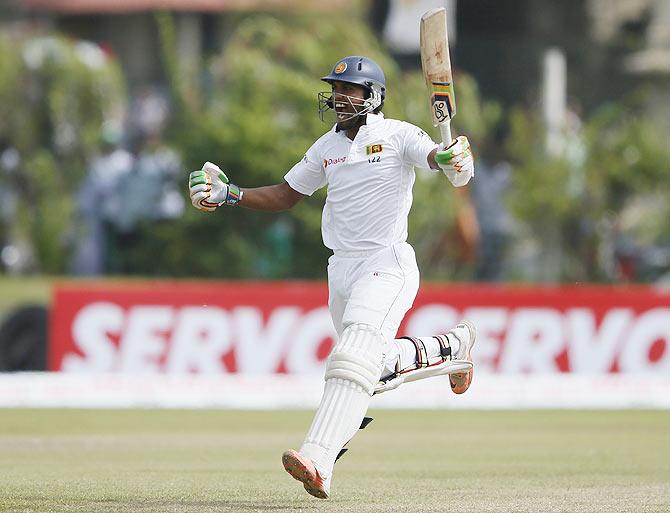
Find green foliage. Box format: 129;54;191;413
6;14;666;283
0;32;125;273
506;94;670;282
157;12;482;279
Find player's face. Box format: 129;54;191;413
331;81;367;130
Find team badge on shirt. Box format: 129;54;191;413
365;144;383;155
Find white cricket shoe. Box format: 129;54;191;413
282;449;330;499
374;320;476;395
445;320;476;394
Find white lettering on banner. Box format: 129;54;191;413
63;302;124;372
566;308;633;373
500;308;564;373
462;307;508;373
120;306;173;373
620;308;670;373
167;307;231;373
284;307;336;375
59;301;668;374
234;306;300;374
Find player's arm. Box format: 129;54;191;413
427;135;474;187
239;182;305;211
189;162;305;212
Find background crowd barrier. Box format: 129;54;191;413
3;280;668;408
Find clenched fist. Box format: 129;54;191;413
435;136;474;187
188;161;242;212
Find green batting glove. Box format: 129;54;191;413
434;136;472;168
434;136;475;187
188;161;242;212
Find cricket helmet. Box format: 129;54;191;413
321;56;386;111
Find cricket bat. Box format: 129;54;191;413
420;7;456;146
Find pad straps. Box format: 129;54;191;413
403;336;429;369
435;334;452;360
379;336;428;386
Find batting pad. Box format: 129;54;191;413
300;323;385;481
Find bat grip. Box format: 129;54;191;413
439;120;452;147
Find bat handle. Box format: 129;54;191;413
439;120;452;147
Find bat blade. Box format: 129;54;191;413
420;7;455;144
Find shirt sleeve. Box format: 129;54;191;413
401;123;439;170
284;141;327;196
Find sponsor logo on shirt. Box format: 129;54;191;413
323;156;347;168
365;144;383;155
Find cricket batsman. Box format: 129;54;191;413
188;56;476;499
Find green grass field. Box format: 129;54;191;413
0;409;668;513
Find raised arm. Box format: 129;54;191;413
189;162;305;213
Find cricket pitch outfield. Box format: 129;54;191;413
1;409;668;513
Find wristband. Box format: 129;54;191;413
222;183;243;206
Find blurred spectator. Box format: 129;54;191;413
114;142;183;233
72;86;185;275
71;121;134;275
452;187;480;268
108;86;184;274
126;85;173;151
471;129;513;282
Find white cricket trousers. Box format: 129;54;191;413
298;243;420;482
327;242;420;341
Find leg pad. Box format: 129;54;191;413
325;323;385;395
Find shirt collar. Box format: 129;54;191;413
365;112;384;125
331;112;385;134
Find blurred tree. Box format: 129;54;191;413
155;12;486;280
0;32;125;274
506;92;670;283
17;12;668;284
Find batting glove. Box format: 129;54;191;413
435;135;474;187
188;161;242;212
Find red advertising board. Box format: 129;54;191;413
49;281;670;374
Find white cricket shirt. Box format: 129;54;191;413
284;113;438;252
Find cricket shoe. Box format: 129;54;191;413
282;449;330;499
374;321;475;395
443;320;476;394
